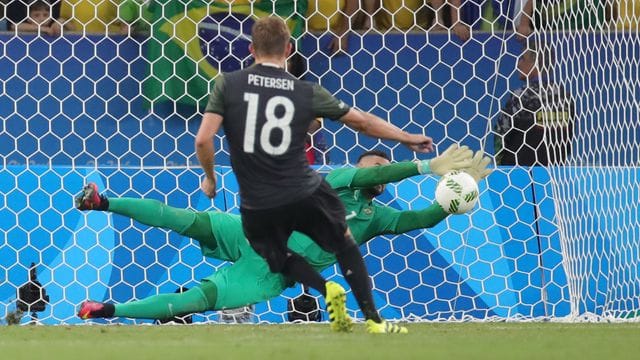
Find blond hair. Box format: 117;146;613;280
251;17;291;57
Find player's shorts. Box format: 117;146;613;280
240;179;354;273
202;248;292;310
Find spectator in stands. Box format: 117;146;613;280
494;45;574;166
517;0;615;37
433;0;470;40
307;0;360;54
373;0;470;41
307;0;346;32
119;0;151;34
615;0;640;29
460;0;526;36
5;0;61;33
373;0;429;31
310;0;471;54
59;0;129;34
14;1;68;35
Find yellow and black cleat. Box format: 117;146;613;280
365;319;408;334
325;281;353;332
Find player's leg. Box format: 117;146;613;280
240;206;352;331
294;180;376;320
75;183;216;250
296;180;407;334
78;281;218;320
78;250;288;320
240;206;328;297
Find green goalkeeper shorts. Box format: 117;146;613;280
202;248;293;310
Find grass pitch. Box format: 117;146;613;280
1;322;639;360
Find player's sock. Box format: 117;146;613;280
335;243;382;323
108;198;217;249
108;198;195;232
114;283;217;319
282;253;328;297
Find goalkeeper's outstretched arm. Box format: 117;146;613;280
379;150;493;235
391;203;450;234
349;144;474;189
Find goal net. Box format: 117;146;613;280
1;0;639;324
534;1;640;319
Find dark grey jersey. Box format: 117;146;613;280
205;64;350;210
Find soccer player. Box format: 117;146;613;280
195;16;433;333
77;146;492;332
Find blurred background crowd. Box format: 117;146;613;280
0;0;638;39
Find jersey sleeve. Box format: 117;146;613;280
204;74;226;115
369;205;403;236
351;162;419;188
389;204;449;234
326;163;419;190
311;83;350;120
368;203;449;237
325;167;359;189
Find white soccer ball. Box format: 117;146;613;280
435;170;479;214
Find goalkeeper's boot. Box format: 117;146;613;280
365;319;409;334
75;182;109;210
325;281;353;332
77;301;115;319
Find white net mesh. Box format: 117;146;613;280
0;0;639;324
535;1;640;319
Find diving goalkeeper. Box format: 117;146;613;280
76;145;491;330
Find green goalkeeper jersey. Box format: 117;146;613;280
199;163;448;309
204;164;447;270
287;167;406;270
202;167;403;269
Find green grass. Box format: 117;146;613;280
1;323;639;360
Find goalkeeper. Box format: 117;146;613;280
76;145;491;327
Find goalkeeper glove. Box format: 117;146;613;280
464;150;493;182
416;144;473;176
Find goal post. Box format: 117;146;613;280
1;0;639;324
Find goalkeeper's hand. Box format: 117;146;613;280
416;144;473;176
465;150;493;182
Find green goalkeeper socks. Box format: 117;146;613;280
108;198;196;234
114;282;218;319
105;199;221;319
107;198;216;250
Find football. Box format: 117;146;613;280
435;170;479;214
